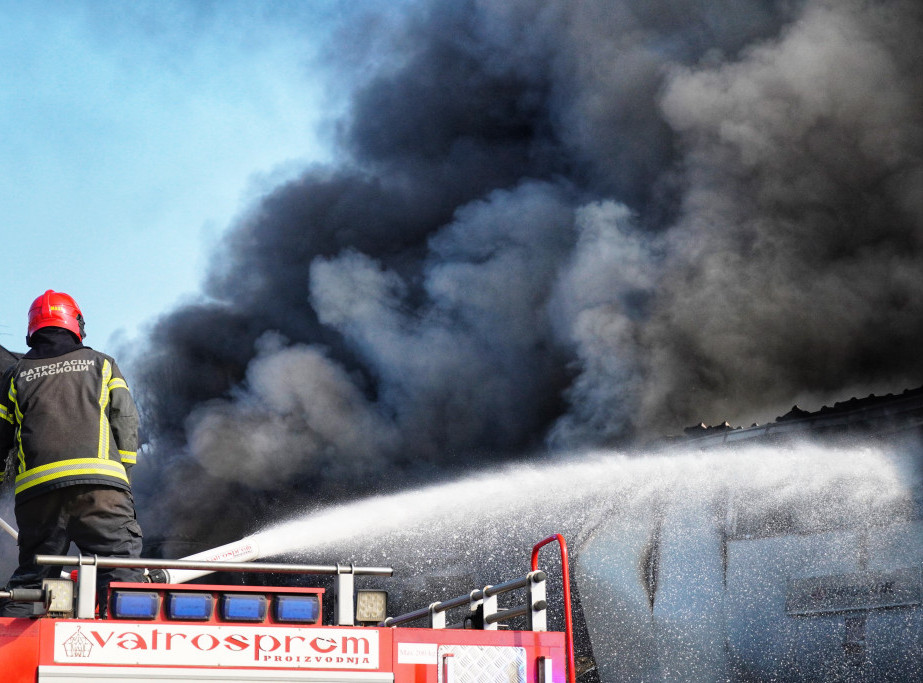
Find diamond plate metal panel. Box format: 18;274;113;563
437;645;526;683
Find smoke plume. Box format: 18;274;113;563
128;0;923;546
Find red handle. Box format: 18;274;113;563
532;534;575;683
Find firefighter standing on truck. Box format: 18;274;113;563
0;290;144;617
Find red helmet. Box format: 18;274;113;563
27;290;86;341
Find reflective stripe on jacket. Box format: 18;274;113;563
0;348;139;502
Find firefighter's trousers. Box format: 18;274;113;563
0;485;143;617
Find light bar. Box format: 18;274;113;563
167;592;214;621
220;594;267;622
356;590;388;623
111;591;160;620
273;595;320;624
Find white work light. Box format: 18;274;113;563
355;589;388;624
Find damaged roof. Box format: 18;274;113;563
681;385;923;447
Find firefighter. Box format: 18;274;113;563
0;290;144;617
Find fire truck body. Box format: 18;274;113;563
0;543;568;683
1;617;564;682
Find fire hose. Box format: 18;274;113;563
0;514;257;585
155;535;265;584
0;516;17;540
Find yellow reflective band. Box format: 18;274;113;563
9;380;22;423
16;456;127;479
98;360;112;459
15;458;128;495
0;404;11;424
108;378;128;391
119;449;137;464
10;383;25;473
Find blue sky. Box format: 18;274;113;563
0;1;354;353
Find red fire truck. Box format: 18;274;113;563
0;534;573;683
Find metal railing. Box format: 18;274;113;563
33;554;392;622
532;534;575;683
383;569;548;631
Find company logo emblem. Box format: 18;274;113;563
62;627;93;658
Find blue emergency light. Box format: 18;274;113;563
220;594;267;622
273;595;320;624
166;592;214;621
111;591;160;620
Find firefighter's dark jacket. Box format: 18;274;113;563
0;328;139;503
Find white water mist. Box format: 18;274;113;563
251;441;913;576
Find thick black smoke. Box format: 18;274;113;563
128;0;923;547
